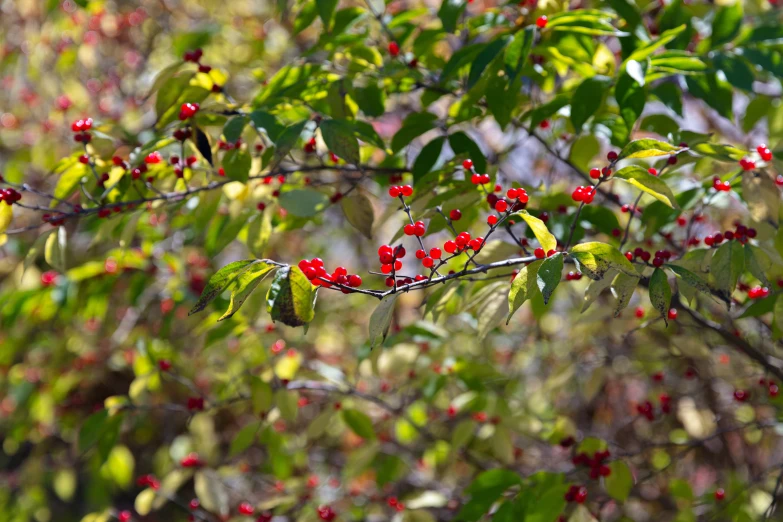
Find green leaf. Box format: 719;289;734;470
467;469;522;494
625;24;687;63
528;94;570;130
221;149;252;182
714;53;754;91
321;119;361;165
569;135;600;172
438;0;466;33
742;96;772;133
45;226;67;272
582;268;617;313
194;470;230;517
744;244;770;286
219;261;278;321
413;137;445;182
476;283;508;340
613;166;679;209
251;377;273;414
618;139;684;160
504;26;536;80
507;260;543;323
79;409;109;454
536;253;563;305
354;83;386;117
272;121;307;165
317;0;339;27
570;242;638;281
392;112;438;153
342;409;376;440
341;193;375;239
666;264;714;297
230;421;261;457
449;132;487;174
710;1;743;48
685;74;733;121
605;460;633;501
510;210;557;252
649;268;672;325
468;37;509;90
369;295;398;348
223;116;248;143
710;241;744;295
293;0;318;34
249;111;285;142
612;271;640;317
570;76;612;130
246;211;273;258
266;265;317;327
189;260;260;315
278;189;329;218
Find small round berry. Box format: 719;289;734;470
607;151;618;161
733;389;749;402
118;511;132;522
422;256;434;268
449;209;462;221
495;200;508;213
589;168;600;179
667;308;677;320
444;240;457;253
389;186;401;198
430;247;442;259
714;488;725;501
648;168;658;176
536;15;548;28
388;42;400;56
487;215;498;226
463;159;473;170
401;185;413;197
534;248;545;259
238;502;255;515
415;249;426;259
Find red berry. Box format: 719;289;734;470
634;307;644;319
415;249;426;259
430;247;442;259
733;389;748;402
422;256;434;268
389;186;401;197
648;168;658;176
401;185;413;196
536;15;548;28
158;359;172;371
589;168;600;179
715;488;725;501
444;240;457;253
238;502;255;515
388;42;400;56
462;159;473;170
607;151;618;161
534;248;545;259
487;215;498;225
118;511;132;522
495;200;508;213
667;308;677;320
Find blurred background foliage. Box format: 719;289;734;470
1;0;783;521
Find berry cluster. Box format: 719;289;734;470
759;378;780;398
169;155;198;178
183;48;204;63
571;185;596;204
173;128;192;141
136;474;160;490
180;452;203;467
747;286;770;299
388;185;413;198
712;177;732;192
71;118;93;143
178;102;200;120
704;223;756;247
564;485;588;503
299;258;362;291
0;187;21;205
572;450;611;479
317;505;336;521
